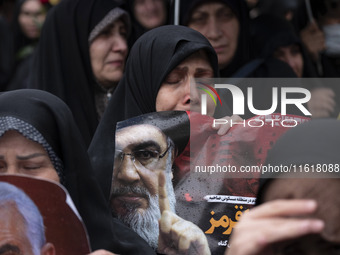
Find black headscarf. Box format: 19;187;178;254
4;0;50;91
256;119;340;204
179;0;251;77
0;89;155;254
12;0;46;61
89;25;219;199
125;0;171;48
0;15;14;90
28;0;129;147
293;0;329;32
292;0;340;77
256;0;303;19
250;14;317;77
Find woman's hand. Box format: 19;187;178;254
224;199;324;255
308;87;336;118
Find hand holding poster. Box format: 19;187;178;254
111;111;309;255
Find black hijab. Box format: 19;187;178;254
125;0;171;48
28;0;128;147
89;25;219;199
0;89;155;254
292;0;340;78
256;119;340;204
250;14;317;77
3;0;49;91
179;0;251;77
12;0;45;61
0;16;14;90
256;0;303;19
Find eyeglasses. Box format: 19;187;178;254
114;145;171;171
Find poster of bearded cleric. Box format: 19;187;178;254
184;76;340;255
110;105;310;254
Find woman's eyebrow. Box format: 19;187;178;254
171;66;188;73
16;153;47;160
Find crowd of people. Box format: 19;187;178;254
0;0;339;254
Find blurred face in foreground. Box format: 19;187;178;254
263;178;340;255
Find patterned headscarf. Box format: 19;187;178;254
0;116;64;183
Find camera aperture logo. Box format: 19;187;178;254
197;82;223;115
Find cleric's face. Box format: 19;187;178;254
109;124;175;249
110;124;171;216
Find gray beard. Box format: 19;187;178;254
111;171;176;250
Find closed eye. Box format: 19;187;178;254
23;165;41;170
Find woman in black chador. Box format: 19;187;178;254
0;89;155;254
29;0;130;147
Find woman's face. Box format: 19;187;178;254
90;19;128;89
0;131;60;183
273;44;304;78
156;51;216;116
18;0;46;39
134;0;167;30
188;2;240;69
